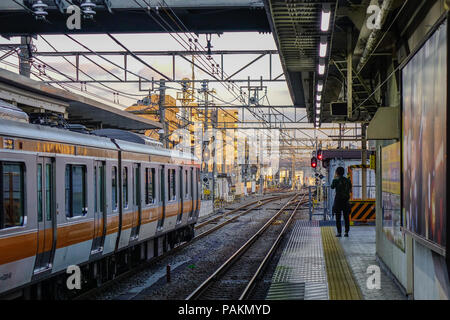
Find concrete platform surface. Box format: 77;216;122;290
338;226;406;300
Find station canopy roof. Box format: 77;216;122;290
0;98;29;123
0;68;162;131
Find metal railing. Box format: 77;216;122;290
308;185;330;221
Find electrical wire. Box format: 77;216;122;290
130;0;249;122
12;2;290;138
39;35;148;99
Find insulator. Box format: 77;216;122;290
80;0;96;19
32;0;48;20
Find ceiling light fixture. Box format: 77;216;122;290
318;58;325;75
317;80;324;92
319;36;328;58
321;4;331;32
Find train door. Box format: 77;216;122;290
130;163;141;241
195;168;200;215
91;161;106;254
176;166;183;223
34;157;56;274
189;167;194;218
157;165;165;229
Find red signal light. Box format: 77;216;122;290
311;156;317;168
317;149;323;160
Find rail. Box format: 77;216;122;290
239;194;306;300
73;192;292;300
185;192;306;300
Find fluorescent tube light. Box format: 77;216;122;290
321;4;331;32
319;36;327;57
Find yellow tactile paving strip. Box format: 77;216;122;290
321;227;363;300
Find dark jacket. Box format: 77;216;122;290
331;176;352;202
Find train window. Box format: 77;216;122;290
112;166;118;211
123;167;128;209
0;162;25;229
168;169;176;201
37;164;43;222
65;165;87;218
145;168;155;204
45;164;52;221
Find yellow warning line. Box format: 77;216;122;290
321;227;363;300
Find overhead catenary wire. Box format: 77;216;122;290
39;35;149;99
0;55;125;105
132;0;287;130
61;11;243;124
130;0;244;123
150;9;305;135
1;51;197;131
12;1;295;141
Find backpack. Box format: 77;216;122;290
336;177;351;201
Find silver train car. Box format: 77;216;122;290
0;118;201;298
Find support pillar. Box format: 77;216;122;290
347;28;353;118
361;124;367;200
159;79;168;148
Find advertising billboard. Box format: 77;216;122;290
402;20;447;250
382;142;404;250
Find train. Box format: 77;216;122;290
0;116;201;299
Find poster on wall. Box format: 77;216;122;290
382;142;404;250
402;19;447;250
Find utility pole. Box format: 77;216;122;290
212;108;217;212
291;130;296;190
199;80;216;209
176;55;196;155
259;131;264;195
199;80;209;173
19;36;32;78
158;79;168;148
291;151;296;190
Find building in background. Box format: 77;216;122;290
126;94;180;146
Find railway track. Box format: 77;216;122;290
73;192;296;300
185;193;307;300
194;194;294;233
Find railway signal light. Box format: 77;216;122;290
317;149;323;161
311;156;317;168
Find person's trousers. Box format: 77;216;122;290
333;200;351;234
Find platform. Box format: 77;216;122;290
267;222;406;300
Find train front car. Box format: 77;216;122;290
0;118;200;299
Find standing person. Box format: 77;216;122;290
331;167;352;237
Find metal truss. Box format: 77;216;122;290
36;49;285;84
